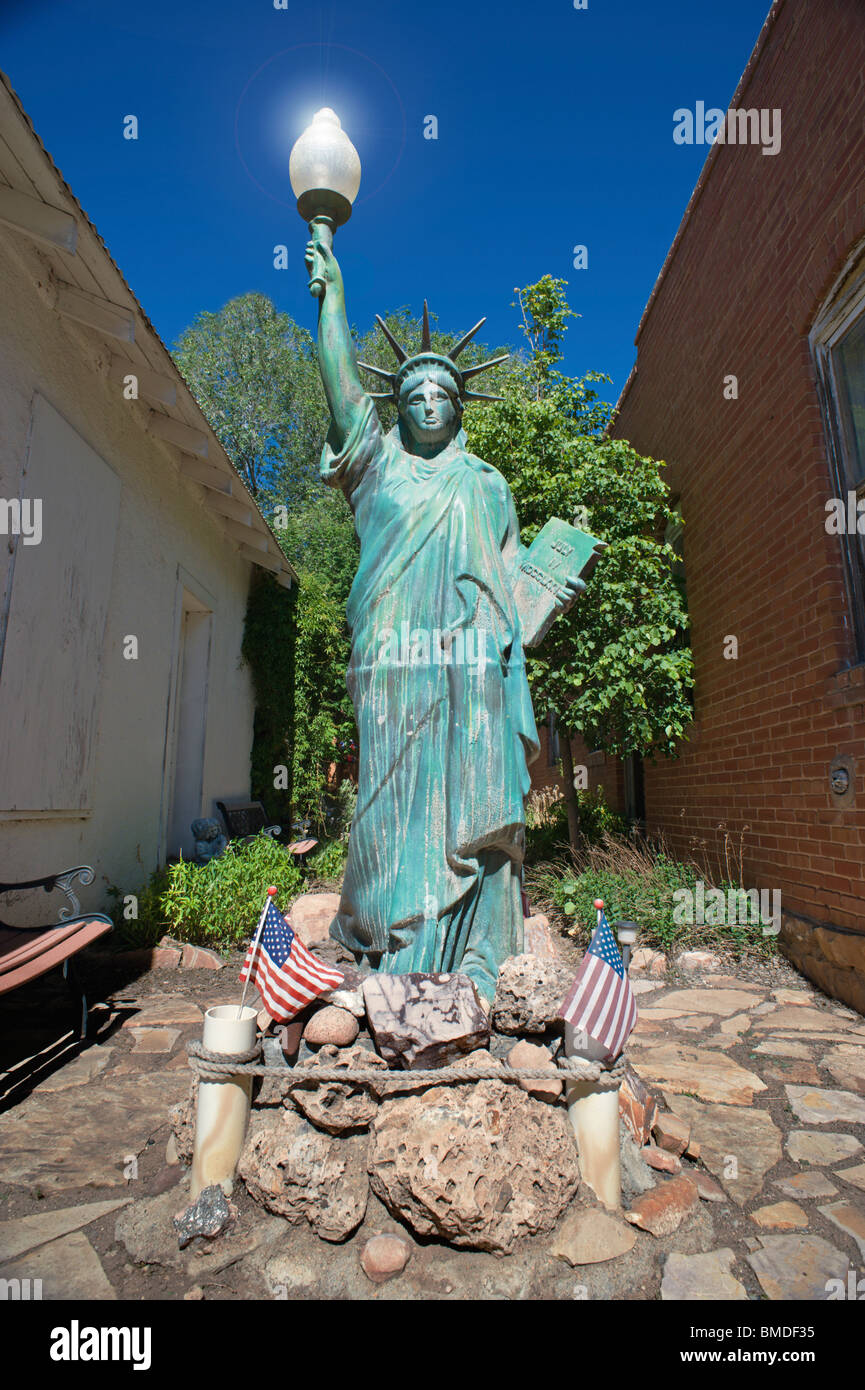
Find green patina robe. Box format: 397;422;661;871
321;396;539;998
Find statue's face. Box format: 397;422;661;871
399;377;459;444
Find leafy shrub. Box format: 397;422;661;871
107;867;171;949
305;837;348;886
577;787;628;844
160;834;304;948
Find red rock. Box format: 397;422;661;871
114;946;181;970
619;1063;659;1146
624;1174;699;1236
642;1145;682;1174
631;948;667;978
303;1005;359;1048
359;1234;412;1284
287;893;341;945
523;913;560;960
181;944;224;970
277;1018;306;1060
686;1139;702;1160
506;1040;562;1101
151;946;182;968
653;1111;690;1157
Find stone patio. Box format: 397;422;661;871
1;941;864;1301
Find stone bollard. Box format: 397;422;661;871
190;1005;257;1200
563;1021;622;1211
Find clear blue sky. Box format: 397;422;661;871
2;0;770;404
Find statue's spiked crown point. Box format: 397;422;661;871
358;304;506;404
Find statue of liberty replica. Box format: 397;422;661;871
292;111;604;1002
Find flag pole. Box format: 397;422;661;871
563;898;623;1210
238;886;278;1019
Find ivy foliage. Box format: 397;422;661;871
241;569;296;827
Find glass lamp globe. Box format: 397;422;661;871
615;921;639;947
290;107;361;226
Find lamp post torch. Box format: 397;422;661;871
289;107;361;297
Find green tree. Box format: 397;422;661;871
466;278;693;846
173;292;328;510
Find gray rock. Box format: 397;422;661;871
661;1248;748;1300
747;1234;849;1300
0;1231;115;1300
492;953;575;1035
551;1208;636;1265
115;1187;191;1267
173;1185;234;1248
363;971;490;1069
619;1126;657;1202
287;1042;389;1134
239;1107;369;1242
0;1198;130;1263
368;1051;580;1254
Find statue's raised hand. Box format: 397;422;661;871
305;225;342;300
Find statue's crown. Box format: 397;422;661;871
358;302;508;405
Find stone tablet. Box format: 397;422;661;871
362;971;490;1069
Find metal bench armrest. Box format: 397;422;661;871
0;865;96;920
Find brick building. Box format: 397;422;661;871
537;0;865;1011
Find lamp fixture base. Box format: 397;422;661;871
296;188;353;227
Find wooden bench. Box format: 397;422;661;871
0;866;113;1038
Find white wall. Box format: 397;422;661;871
0;232;256;921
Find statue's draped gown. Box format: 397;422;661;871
321;397;539;999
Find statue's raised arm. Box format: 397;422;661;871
305;227;368;451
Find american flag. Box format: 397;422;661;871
239;898;344;1023
557;909;637;1061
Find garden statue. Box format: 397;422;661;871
292;110;605;1000
192;817;228;865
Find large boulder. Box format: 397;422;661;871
287;892;342;944
287;1043;389;1134
367;1052;580;1253
239;1108;368;1241
523;913;561;960
363;972;490;1069
492;953;575;1035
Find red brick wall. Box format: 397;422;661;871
610;0;865;979
531;727;625;815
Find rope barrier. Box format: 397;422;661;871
187;1039;626;1091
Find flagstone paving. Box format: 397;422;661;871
0;945;863;1301
835;1162;865;1192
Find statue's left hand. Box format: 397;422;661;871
555;574;586;611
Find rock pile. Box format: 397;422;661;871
166;908;709;1266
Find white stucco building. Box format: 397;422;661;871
0;71;296;917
